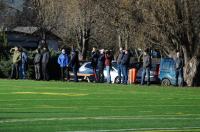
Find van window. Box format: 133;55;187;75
85;63;92;68
161;61;171;70
170;61;176;71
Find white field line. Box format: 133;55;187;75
57;127;200;132
0;99;70;101
0;116;200;124
13;92;88;97
1;105;200;110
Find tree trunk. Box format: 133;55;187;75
118;33;122;48
182;45;190;65
184;56;200;86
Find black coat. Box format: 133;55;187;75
70;51;79;68
91;51;99;68
42;51;50;64
121;53;130;66
117;52;124;65
97;53;105;69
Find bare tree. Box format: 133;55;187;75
136;0;200;86
21;0;64;41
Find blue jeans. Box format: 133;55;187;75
141;67;150;85
106;66;111;83
118;64;123;83
176;69;183;86
122;65;128;84
19;63;26;79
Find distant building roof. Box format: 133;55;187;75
12;27;39;34
9;26;62;41
3;0;25;11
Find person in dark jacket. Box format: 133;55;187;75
34;49;41;80
174;51;184;87
121;49;130;85
69;49;79;82
42;47;50;81
19;48;28;79
117;47;124;84
141;49;151;85
10;46;21;79
57;49;70;81
91;47;99;82
105;50;112;83
97;49;105;83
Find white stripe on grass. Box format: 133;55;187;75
57;127;200;132
1;104;200;108
13;92;88;96
0;116;200;124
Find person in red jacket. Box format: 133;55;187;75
105;50;112;83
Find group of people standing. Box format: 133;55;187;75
10;46;50;81
57;48;79;82
10;46;27;80
9;45;184;86
33;47;50;81
90;47;114;83
90;47;131;84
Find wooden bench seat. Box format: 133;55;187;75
77;73;95;82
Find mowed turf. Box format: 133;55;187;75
0;80;200;132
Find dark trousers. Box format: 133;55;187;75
66;67;70;81
60;67;66;81
93;67;98;81
176;69;184;86
73;67;78;82
42;63;49;81
34;64;41;80
122;65;128;84
141;67;150;85
11;63;19;79
98;67;104;83
118;64;123;84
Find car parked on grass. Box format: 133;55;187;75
136;63;160;83
159;58;184;86
78;61;161;84
78;61;120;83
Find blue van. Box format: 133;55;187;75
159;58;178;86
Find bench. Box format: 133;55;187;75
77;73;95;82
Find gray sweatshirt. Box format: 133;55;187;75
143;54;151;68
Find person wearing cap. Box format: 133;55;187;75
10;46;21;79
58;49;70;81
97;49;105;83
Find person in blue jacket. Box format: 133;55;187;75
58;49;70;81
19;48;28;79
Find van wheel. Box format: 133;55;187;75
161;79;171;86
114;76;120;84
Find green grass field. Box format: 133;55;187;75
0;79;200;132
